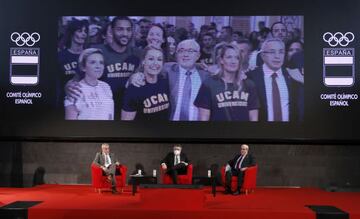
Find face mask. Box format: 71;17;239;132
174;150;180;155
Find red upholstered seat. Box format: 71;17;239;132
91;164;127;193
161;164;193;184
221;165;258;195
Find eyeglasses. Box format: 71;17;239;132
262;50;285;56
176;48;199;54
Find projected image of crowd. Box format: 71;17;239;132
57;16;304;122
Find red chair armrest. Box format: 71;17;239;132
91;164;103;187
186;164;193;177
119;165;127;186
243;165;258;189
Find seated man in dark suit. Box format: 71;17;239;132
93;143;121;194
225;144;256;195
161;144;189;184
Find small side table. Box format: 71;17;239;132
192;176;217;197
129;175;157;195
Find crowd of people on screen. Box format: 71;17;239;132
58;16;304;122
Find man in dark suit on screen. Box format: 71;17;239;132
161;144;189;184
93;143;121;194
225;144;256;195
247;38;303;122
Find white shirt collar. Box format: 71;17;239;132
179;66;197;75
263;63;283;78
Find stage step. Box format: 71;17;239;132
139;184;203;189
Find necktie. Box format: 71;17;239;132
235;155;243;169
105;154;110;167
179;71;192;120
271;73;282;121
174;155;179;165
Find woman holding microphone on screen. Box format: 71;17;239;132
64;48;114;120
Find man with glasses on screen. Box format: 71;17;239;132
251;21;288;69
93;143;121;194
225;144;256;195
129;39;210;121
247;38;303;122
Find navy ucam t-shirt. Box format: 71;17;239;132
58;49;81;78
122;77;170;121
194;76;260;121
92;44;141;96
57;49;82;108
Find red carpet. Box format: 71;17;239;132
0;184;359;219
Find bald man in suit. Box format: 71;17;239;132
225;144;256;195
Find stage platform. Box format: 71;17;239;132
0;184;359;219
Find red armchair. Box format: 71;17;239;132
221;165;258;195
91;164;127;193
161;164;193;184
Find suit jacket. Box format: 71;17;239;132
162;62;210;120
93;152;118;167
228;153;256;172
161;152;189;169
246;66;304;122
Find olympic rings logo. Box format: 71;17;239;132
10;32;40;47
323;32;354;47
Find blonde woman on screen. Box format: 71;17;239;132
121;46;170;121
194;43;259;121
65;48;114;120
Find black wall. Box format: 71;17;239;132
1;141;359;189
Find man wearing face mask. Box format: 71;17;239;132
160;144;189;184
